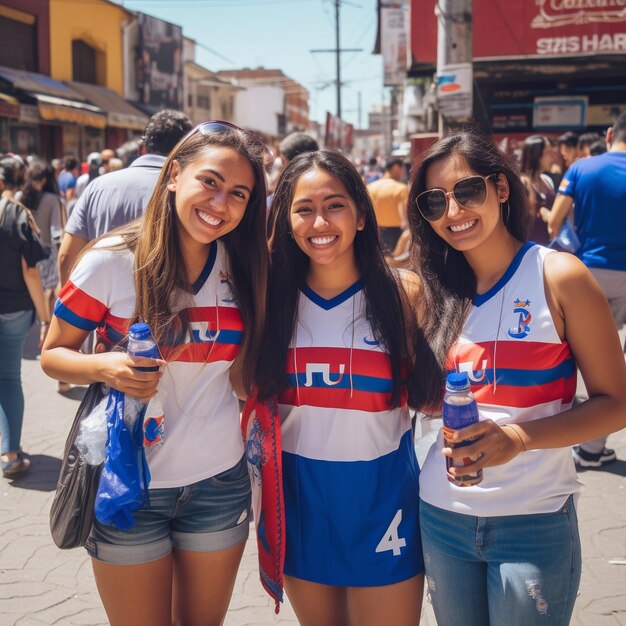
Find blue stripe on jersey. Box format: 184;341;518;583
282;429;423;586
302;280;362;310
54;300;99;331
189;328;243;345
448;358;576;387
287;372;392;393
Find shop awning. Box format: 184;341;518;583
68;81;149;131
0;91;19;118
0;66;106;128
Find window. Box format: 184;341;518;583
0;15;36;71
197;95;210;110
72;40;97;84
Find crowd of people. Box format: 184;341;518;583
0;108;624;626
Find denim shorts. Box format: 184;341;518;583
86;456;251;565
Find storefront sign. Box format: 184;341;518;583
19;104;39;124
411;0;626;61
533;96;588;129
436;63;472;120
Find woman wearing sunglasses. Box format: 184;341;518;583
255;150;424;625
407;130;626;626
41;122;269;626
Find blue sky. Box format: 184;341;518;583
113;0;384;128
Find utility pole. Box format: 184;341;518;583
436;0;473;135
311;0;361;149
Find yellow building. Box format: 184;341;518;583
48;0;128;95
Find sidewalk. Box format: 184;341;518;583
1;331;624;625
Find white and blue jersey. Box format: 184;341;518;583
278;281;423;586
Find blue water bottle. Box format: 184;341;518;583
127;323;165;447
442;372;482;486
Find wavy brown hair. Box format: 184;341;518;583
83;126;269;393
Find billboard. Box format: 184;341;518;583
411;0;626;63
325;112;354;150
136;13;183;110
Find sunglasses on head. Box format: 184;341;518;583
415;173;499;222
184;120;273;159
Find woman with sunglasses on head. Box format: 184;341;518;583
256;150;424;626
407;129;626;626
41;122;269;626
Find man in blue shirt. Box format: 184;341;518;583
548;112;626;468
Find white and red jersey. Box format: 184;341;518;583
278;282;423;586
55;237;245;488
420;243;581;516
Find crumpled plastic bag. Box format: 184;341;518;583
94;389;151;530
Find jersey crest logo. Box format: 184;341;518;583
508;298;532;339
304;363;346;387
219;270;235;303
191;325;220;343
457;359;488;383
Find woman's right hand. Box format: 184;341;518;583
94;351;165;402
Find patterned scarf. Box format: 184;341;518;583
242;395;285;613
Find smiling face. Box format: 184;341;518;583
424;153;509;254
290;167;364;273
167;145;255;253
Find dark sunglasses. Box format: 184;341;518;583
183;120;273;159
415;173;498;222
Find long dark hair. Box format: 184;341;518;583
407;130;529;409
82;126;269;394
256;150;407;405
20;160;58;211
520;135;549;178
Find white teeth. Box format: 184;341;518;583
450;220;476;233
310;235;337;245
197;210;222;226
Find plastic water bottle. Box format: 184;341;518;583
442;372;482;486
127;322;165;447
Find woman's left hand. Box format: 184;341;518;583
443;419;526;477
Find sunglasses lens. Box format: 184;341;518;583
198;121;236;136
417;190;447;221
454;176;487;208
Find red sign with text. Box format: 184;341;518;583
411;0;626;63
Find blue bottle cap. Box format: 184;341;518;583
446;372;470;390
129;322;152;340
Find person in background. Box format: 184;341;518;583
407;129;626;626
108;157;124;172
556;132;579;170
588;139;607;156
100;148;116;175
519;135;555;246
577;132;600;159
57;157;80;211
17;161;64;324
74;152;103;200
41;121;270;626
256;150;424;626
58;110;192;288
367;157;409;253
543;112;626;469
0;159;49;479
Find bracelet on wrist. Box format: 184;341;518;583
503;424;527;451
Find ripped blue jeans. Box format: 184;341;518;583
420;495;581;626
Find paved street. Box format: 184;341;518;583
1;326;625;625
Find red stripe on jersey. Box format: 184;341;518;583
446;340;573;371
161;342;239;363
286;347;396;378
58;281;108;325
279;386;406;413
185;306;243;330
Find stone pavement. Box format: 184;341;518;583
1;328;625;625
